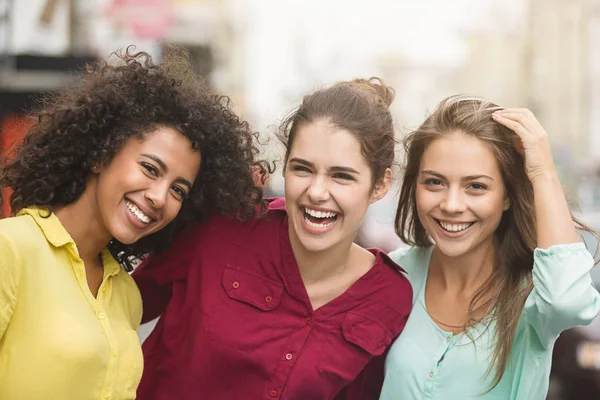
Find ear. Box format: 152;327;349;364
503;196;511;211
370;168;392;204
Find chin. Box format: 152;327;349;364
295;232;336;253
110;227;144;246
434;241;473;258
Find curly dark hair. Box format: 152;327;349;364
0;46;268;270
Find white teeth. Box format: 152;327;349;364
304;207;338;219
126;201;151;224
304;215;335;228
439;221;473;232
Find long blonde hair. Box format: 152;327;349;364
395;95;596;388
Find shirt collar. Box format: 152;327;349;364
18;207;73;248
17;207;122;276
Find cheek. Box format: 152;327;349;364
415;188;435;213
337;186;371;215
474;195;505;224
161;201;184;227
283;175;305;200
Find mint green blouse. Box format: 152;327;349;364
381;243;600;400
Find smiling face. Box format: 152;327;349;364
415;131;509;258
94;126;201;245
284;119;390;254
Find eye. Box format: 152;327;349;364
332;172;354;181
468;182;488;191
423;178;443;186
291;165;311;174
141;162;159;177
170;185;188;200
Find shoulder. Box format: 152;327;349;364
387;245;431;288
365;249;413;316
0;214;46;257
200;198;286;252
346;249;413;343
137;198;287;277
0;216;39;287
0;213;39;236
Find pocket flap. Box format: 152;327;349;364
222;266;284;311
341;311;392;356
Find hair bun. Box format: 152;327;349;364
345;77;395;107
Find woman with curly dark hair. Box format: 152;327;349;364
0;47;265;400
132;77;412;400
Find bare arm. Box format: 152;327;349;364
492;109;579;248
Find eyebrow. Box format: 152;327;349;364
288;157;360;175
421;169;494;182
141;153;194;188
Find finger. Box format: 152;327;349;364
492;113;534;141
496;112;541;137
493;109;545;137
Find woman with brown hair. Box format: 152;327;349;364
132;78;412;400
381;95;600;399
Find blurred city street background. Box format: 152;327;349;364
2;0;600;398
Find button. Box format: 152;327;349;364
305;317;312;325
270;389;278;397
429;371;434;378
285;352;293;361
446;336;451;342
348;325;354;333
98;312;106;319
232;281;240;289
111;350;118;357
265;296;272;303
101;287;106;293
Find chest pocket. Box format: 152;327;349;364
318;311;392;382
206;265;284;351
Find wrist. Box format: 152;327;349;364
530;170;560;187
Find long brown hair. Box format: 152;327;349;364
395;94;597;388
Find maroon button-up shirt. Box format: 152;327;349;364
133;199;412;400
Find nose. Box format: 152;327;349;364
439;188;466;214
307;176;330;203
144;182;169;209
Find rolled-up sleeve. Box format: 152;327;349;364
525;242;600;349
0;233;21;340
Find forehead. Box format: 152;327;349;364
420;132;501;177
290;121;367;168
119;127;200;174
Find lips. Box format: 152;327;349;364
299;205;340;235
437;220;474;232
433;218;476;237
126;200;152;224
124;199;159;230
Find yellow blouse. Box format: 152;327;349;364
0;207;143;400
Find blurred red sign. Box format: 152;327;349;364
108;0;174;39
1;115;32;217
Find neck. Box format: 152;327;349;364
54;177;112;262
430;238;497;295
288;226;355;285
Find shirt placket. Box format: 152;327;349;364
69;249;119;400
266;314;315;398
424;332;454;399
